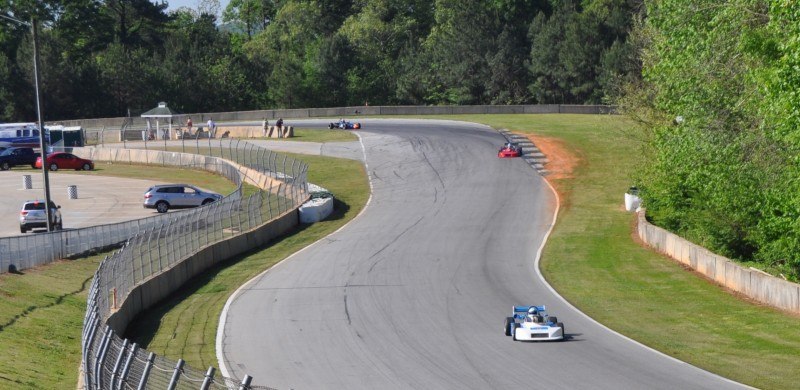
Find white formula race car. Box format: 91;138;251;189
504;305;565;341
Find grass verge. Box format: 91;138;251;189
431;114;800;390
123;154;368;370
265;127;358;142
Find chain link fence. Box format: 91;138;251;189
76;140;308;389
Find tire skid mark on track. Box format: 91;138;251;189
366;215;424;274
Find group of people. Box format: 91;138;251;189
184;117;218;138
143;116;287;139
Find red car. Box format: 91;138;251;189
35;152;94;171
498;143;522;158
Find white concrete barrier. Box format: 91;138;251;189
637;210;800;314
299;197;333;223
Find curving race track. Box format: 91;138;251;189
219;119;747;389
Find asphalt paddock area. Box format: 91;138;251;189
0;170;166;237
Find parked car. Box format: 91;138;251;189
19;200;62;233
143;184;223;213
35;152;94;171
0;147;40;170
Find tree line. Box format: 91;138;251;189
624;1;800;280
0;0;641;121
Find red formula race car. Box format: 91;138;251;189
498;142;523;158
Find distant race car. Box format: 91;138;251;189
505;305;565;341
498;142;522;158
329;120;361;130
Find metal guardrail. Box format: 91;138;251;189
75;140;308;389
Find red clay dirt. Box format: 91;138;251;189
520;133;580;205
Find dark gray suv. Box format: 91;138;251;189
143;184;222;213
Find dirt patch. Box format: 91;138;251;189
520;133;580;204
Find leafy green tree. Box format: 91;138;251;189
336;0;433;105
246;1;325;108
625;0;800;277
223;0;277;38
102;0;170;47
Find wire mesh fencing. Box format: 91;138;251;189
72;141;308;389
0;156;241;274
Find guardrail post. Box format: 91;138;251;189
109;339;129;389
167;359;185;390
137;352;155;390
238;374;253;390
93;325;113;389
200;366;215;390
117;343;138;390
82;316;100;390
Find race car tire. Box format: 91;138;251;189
512;324;518;341
557;322;565;340
504;317;515;336
329;123;334;129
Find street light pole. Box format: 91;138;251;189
31;17;54;231
0;13;54;230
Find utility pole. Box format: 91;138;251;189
31;17;54;231
0;13;55;231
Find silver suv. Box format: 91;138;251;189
20;200;63;233
143;184;223;213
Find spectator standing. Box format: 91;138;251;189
276;118;284;138
186;117;193;135
262;118;268;137
207;117;216;138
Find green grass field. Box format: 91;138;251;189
53;163;244;196
246;127;357;143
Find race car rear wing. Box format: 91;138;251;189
513;305;546;313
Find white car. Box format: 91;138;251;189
19;200;62;233
143;184;223;213
504;305;565;341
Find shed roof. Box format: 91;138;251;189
141;102;181;118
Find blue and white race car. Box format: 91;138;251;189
328;119;361;129
504;305;565;341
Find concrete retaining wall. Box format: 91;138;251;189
637;211;800;314
54;104;616;129
106;210;298;334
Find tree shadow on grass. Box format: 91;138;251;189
0;273;93;333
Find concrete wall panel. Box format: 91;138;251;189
637;210;799;314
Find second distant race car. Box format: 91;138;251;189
498;142;522;158
505;305;565;341
329;119;361;129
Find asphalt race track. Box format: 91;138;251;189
219;119;747;389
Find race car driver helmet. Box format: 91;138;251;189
527;307;538;322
